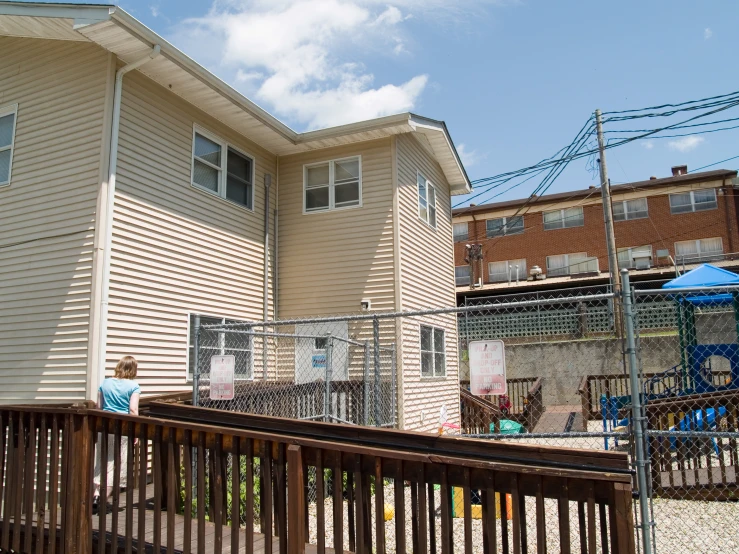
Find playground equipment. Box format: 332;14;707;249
602;264;739;449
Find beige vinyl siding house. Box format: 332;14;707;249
0;36;111;402
278;138;395;318
107;71;276;395
0;3;471;431
395;133;460;432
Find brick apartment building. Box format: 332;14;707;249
452;166;739;296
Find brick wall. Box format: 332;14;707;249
454;185;739;283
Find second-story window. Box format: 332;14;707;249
613;198;648;221
486;216;524;238
304;156;362;213
543;207;584;230
669;189;718;214
0;104;18;187
453;222;469;242
417;171;437;228
192;127;254;210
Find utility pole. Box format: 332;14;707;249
595;109;622;336
465;244;483;288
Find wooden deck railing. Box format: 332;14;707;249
645;389;739;501
0;401;636;554
578;371;733;430
460;377;544;432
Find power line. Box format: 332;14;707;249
688;155;739;173
608;123;739;141
604;115;739;133
602;89;739;116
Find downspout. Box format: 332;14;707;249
274;156;279;320
97;45;161;386
263;174;272;380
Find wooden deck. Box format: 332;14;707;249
10;483;349;554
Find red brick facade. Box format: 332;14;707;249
453;173;739;286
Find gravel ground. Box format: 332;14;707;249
297;420;738;554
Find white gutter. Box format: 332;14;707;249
96;45;161;385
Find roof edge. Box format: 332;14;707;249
453;168;738;216
408;113;472;194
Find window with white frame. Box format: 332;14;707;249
489;259;527;283
486;216;524;238
304;156;361;213
613;198;648;221
453;222;469;242
0;104;18;187
546;252;597;276
675;238;724;263
417;172;437;228
617;245;653;269
543;207;584;230
455;265;471;286
188;315;253;379
192;128;254;209
669;189;717;214
420;325;445;377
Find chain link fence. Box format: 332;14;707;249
456;279;739;554
634;285;739;554
183;277;739;552
192;316;397;428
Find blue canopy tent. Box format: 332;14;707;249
660;264;739;394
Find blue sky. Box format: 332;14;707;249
30;1;739;205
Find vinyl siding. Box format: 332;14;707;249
277;139;396;317
395;133;460;431
0;36;110;403
108;71;276;395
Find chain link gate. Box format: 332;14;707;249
191;315;397;427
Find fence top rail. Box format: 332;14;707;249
198;292;616;329
196;328;367;347
634;285;739;296
144;400;632;475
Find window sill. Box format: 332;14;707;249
303;203;362;215
420;375;447;381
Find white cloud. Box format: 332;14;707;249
704;27;713;40
642;140;654;150
150;4;160;17
173;1;501;130
457;143;481;167
668;135;705;152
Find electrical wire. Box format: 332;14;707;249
602;89;739;115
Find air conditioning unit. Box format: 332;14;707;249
634;255;652;270
530;265;545;280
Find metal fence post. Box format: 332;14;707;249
363;340;370;426
391;342;397;427
193;314;200;408
621;269;653;554
324;336;333;423
373;316;381;426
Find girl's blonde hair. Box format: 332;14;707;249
114;356;138;379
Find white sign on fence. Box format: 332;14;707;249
210;355;235;400
469;340;506;396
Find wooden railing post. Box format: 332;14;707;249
287;445;305;554
65;412;94;554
